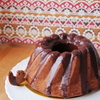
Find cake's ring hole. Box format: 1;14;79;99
52;43;78;53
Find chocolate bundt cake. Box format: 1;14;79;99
9;33;100;98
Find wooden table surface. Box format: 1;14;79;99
0;42;35;100
0;42;100;100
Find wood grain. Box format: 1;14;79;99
0;42;99;100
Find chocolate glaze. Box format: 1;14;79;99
50;34;60;40
59;33;68;39
9;33;100;98
27;45;47;69
79;47;91;94
46;52;71;96
84;43;98;79
30;51;60;87
42;33;99;97
25;49;52;82
85;42;100;88
33;33;100;98
60;52;72;98
77;39;100;90
67;33;77;41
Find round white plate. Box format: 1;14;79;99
5;57;100;100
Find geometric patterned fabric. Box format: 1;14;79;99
0;0;100;48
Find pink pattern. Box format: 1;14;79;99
0;36;40;44
0;36;100;49
0;0;100;48
0;0;100;15
0;15;100;28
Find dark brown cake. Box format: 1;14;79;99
9;33;100;98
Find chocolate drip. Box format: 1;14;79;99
80;47;91;94
89;42;100;67
50;34;60;40
25;49;51;81
27;45;47;69
34;45;49;59
29;49;52;83
60;50;80;98
85;43;99;79
98;69;100;88
59;33;68;39
43;36;52;43
24;33;100;98
31;51;60;87
60;53;72;98
87;43;100;88
67;33;77;41
46;52;71;97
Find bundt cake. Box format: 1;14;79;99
9;33;100;98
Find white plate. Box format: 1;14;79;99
5;57;100;100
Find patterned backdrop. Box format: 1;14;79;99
0;0;100;49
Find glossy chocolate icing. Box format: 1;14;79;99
35;33;100;98
9;33;100;98
30;51;60;86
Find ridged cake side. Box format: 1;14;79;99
25;33;100;98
